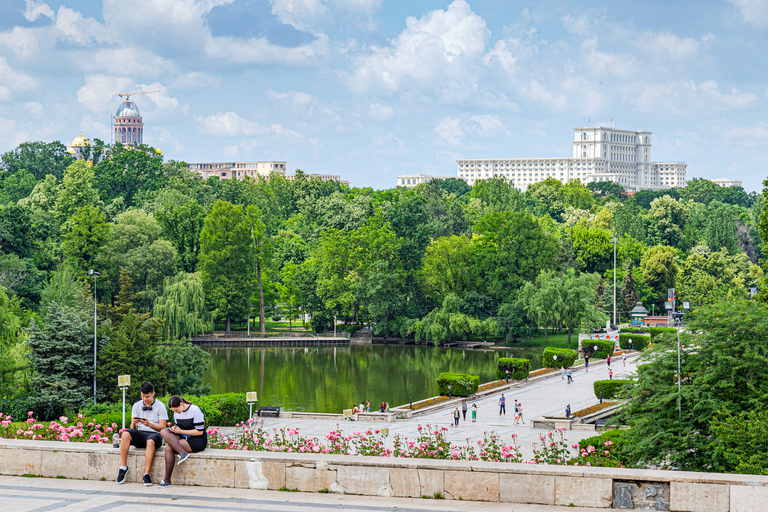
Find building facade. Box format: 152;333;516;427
188;161;287;180
457;127;687;191
396;174;452;188
712;178;742;187
114;101;144;145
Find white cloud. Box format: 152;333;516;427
0;117;31;152
562;14;590;36
269;0;328;32
24;0;54;22
633;80;757;113
196;112;271;137
84;47;172;77
77;75;133;113
349;0;490;93
0;27;39;60
0;57;38;99
151;127;185;153
720;121;768;140
468;114;505;136
434;116;464;145
520;79;568;111
171;72;221;90
729;0;768;27
23;102;44;116
205;34;330;65
367;102;394;121
482;40;516;74
684;80;756;109
267;89;339;119
55;6;113;46
79;114;111;141
634;31;699;61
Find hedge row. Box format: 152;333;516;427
593;379;632;400
581;339;615;359
80;393;249;427
437;373;479;396
618;333;650;351
621;326;677;339
542;347;578;368
496;358;530;380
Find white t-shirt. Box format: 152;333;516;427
131;398;169;432
172;403;206;432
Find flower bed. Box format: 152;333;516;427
571;401;617;418
0;412;116;443
407;395;451;411
528;367;555;378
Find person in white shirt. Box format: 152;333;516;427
158;396;208;489
116;382;168;486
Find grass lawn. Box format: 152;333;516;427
212;319;312;333
512;329;581;349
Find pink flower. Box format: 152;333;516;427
587;445;595;453
59;416;68;424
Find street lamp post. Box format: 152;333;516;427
611;236;618;328
118;375;131;429
246;392;258;420
89;269;101;405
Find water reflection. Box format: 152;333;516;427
203;345;544;413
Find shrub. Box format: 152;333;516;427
648;326;677;339
571;428;629;467
581;339;615;359
496;358;530;380
81;402;123;427
593;379;632;400
0;396;34;421
542;347;577;368
213;393;249;425
618;333;650;351
436;373;479;396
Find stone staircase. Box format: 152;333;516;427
350;326;372;345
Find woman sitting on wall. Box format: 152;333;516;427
158;396;207;489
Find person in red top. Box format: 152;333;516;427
609;369;614;380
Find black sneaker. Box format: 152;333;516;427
158;480;172;489
116;467;128;484
143;473;152;486
177;452;190;465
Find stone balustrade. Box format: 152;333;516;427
0;438;765;510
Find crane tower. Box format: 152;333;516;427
113;90;159;145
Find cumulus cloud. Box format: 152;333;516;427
0;57;38;98
634;31;699;61
0;27;39;60
720;121;768;140
267;89;339;119
204;34;329;65
24;0;54;22
562;14;591;36
77;75;133;113
468;115;505;137
23;102;44;116
269;0;328;32
367;102;394;121
728;0;768;27
196;112;272;137
349;0;490;93
55;6;114;46
434;116;464;145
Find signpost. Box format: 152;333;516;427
246;392;258;420
118;375;131;429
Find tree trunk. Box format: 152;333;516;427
225;314;231;337
544;324;549;343
567;310;574;345
256;259;266;337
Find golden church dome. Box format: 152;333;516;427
70;134;91;147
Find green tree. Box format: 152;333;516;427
153;272;213;341
1;141;74;181
39;266;84;319
639;245;677;308
420;235;477;300
94;144;166;207
561;269;606;345
494;302;535;342
516;269;563;343
572;225;612;275
55;161;101;222
0;286;26;398
648;195;688;247
474;211;557;303
612;196;647;242
28;301;94;414
199;201;255;336
623;300;768;471
246;205;271;335
676;247;761;308
679;177;718;205
155;200;206;273
18;174;59;211
704;201;738;254
62;205;110;276
155;338;211;396
469;176;523;214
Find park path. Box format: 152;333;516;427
221;354;639;460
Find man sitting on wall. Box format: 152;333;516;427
117;382;168;486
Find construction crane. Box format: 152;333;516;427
117;90;160;101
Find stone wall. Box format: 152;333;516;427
0;439;765;511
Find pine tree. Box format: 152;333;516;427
621;268;640;316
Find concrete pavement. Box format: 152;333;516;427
221;355;638;459
0;475;615;511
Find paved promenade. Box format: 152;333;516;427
0;475;613;511
223;355;639;459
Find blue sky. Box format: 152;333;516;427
1;0;767;190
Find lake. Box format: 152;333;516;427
202;344;544;413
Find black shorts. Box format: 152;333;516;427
126;429;162;449
176;431;208;453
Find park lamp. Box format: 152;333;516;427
552;355;558;368
118;375;130;430
380;427;389;437
343;408;353;436
246;392;258;420
89;269;101;405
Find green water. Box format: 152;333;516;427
202;345;544;413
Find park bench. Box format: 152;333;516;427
258;406;281;418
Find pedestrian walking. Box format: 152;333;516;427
609;369;614;380
584;355;589;372
518;402;524;424
513;399;519;425
623;353;627;366
498;394;506;416
461;401;468;421
453;407;460;427
565;404;571;418
561;366;565;379
471;404;477;423
566;368;573;384
365;400;370;412
607;354;611;367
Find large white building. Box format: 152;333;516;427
457;127;687;191
188;161;349;185
712;178;742;188
396;174;453;188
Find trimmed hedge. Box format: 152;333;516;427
581;339;615;359
618;333;650;351
437;373;479;396
80;393;249;427
542;347;578;368
496;358;530;380
648;326;677;339
593;379;632;400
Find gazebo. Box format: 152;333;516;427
629;302;648;325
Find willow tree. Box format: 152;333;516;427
153;272;213;341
